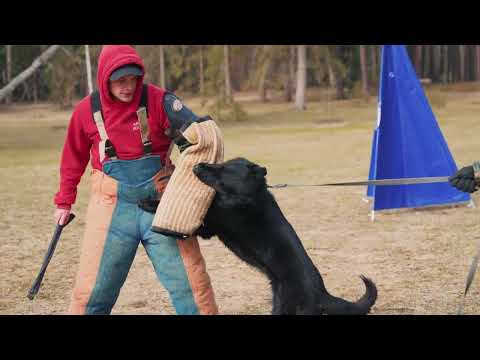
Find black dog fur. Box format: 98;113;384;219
139;158;377;315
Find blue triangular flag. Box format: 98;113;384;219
370;45;470;211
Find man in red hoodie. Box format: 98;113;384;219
54;45;218;315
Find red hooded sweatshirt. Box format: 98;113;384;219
54;45;171;209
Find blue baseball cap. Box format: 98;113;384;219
109;64;144;81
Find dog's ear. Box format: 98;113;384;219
248;163;267;177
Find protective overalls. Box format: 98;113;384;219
66;80;218;315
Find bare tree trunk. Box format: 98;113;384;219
259;73;267;103
283;61;291;102
459;45;466;81
0;45;60;103
159;45;166;88
468;45;474;81
329;46;346;100
259;84;267;102
295;45;307;110
328;62;336;88
325;46;337;106
370;45;378;87
476;45;480;81
21;80;30;102
360;45;369;98
415;45;423;77
323;48;335;117
283;45;295;102
287;45;296;102
443;45;449;84
33;72;38;103
6;45;12;104
199;45;204;96
224;45;233;103
424;45;431;80
432;45;442;82
258;46;270;103
85;45;93;94
335;75;346;100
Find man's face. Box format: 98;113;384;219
109;75;138;103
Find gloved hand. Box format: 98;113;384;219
449;165;478;193
164;127;191;152
138;163;175;213
154;163;175;194
54;208;71;225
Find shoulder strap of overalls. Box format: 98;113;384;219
137;84;152;155
91;90;117;162
90;84;151;163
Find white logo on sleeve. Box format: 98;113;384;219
132;121;140;132
173;99;183;112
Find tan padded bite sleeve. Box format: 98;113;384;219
152;120;224;236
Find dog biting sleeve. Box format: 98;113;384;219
151;120;224;237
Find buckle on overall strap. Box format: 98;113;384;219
104;139;117;159
143;140;153;154
91;90;118;162
91;85;152;161
137;106;152;155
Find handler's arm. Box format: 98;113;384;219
162;93;210;152
54;111;92;212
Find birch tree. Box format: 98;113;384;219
295;45;306;110
359;45;369;98
159;45;166;88
5;45;12;104
85;45;93;94
0;45;60;102
224;45;233;102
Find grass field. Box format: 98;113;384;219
2;84;480;315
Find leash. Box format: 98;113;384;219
267;176;451;189
268;175;480;314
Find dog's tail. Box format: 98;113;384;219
319;275;378;315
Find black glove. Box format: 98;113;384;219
449;165;478;193
163;92;213;153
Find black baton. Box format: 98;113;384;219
27;213;76;300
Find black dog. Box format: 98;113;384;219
140;158;377;315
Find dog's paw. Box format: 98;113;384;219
138;199;160;214
194;224;216;239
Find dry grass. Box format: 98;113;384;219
2;84;480;315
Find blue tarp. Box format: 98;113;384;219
367;45;470;211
